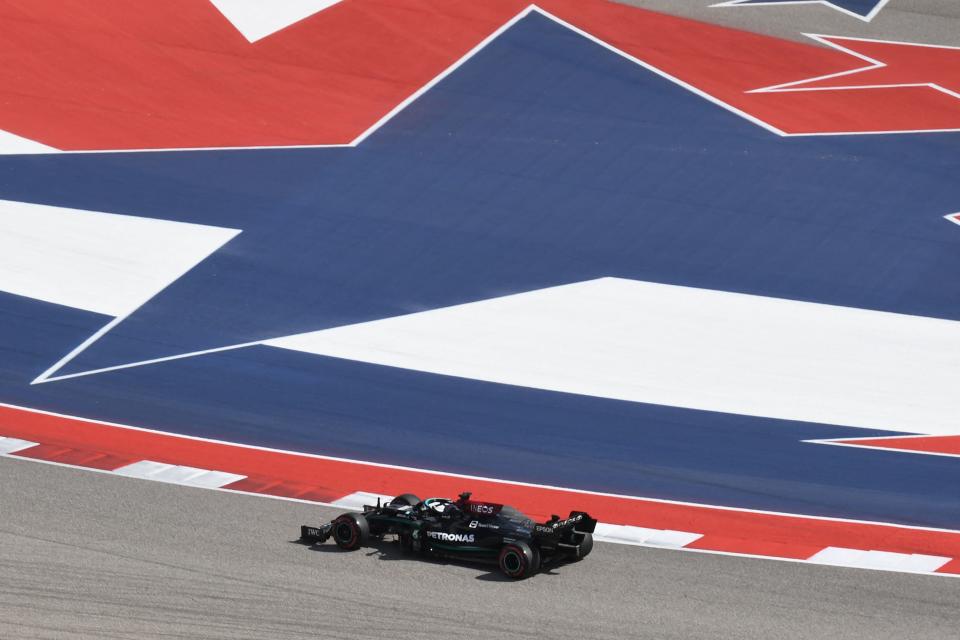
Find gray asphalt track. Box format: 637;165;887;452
618;0;960;45
2;457;958;640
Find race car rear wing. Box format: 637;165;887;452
533;511;597;538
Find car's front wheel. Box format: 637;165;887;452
498;541;538;579
331;513;369;550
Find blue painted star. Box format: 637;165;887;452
712;0;890;21
0;8;957;381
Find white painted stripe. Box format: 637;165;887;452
0;199;239;317
113;460;245;488
642;529;704;548
807;546;952;573
182;469;249;489
0;437;39;455
593;523;661;545
330;491;396;511
710;1;891;23
110;459;170;478
267;277;960;435
209;0;343;42
0;129;57;154
806;437;960;460
594;523;701;548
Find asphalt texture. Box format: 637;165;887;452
4;3;960;639
1;457;958;640
619;0;960;45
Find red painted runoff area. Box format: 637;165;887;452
2;403;958;574
834;435;960;457
1;0;958;151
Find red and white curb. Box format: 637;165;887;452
1;402;959;578
806;547;951;574
0;436;38;455
112;460;246;489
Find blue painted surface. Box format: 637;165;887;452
1;291;958;528
729;0;885;19
0;14;958;527
1;13;958;376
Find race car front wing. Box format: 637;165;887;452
300;523;333;544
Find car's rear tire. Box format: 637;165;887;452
332;513;369;550
529;545;542;573
574;532;593;560
498;541;537;579
390;493;421;507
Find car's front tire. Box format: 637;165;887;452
498;541;537;579
332;513;369;550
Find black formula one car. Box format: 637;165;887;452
300;492;596;579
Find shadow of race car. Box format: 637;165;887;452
300;491;596;579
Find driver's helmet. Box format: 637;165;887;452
425;498;462;519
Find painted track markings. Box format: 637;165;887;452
807;547;952;573
0;437;38;455
594;524;702;549
1;402;959;578
113;460;246;489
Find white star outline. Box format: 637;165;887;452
711;0;892;22
26;6;960;385
30;4;783;384
747;34;960;135
7;2;956;158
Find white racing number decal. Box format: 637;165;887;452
427;531;476;543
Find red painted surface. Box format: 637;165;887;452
936;558;960;575
3;403;960;569
14;443;135;471
225;476;340;503
833;435;960;456
0;0;956;152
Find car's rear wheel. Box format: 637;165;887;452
498;541;537;579
529;545;542;573
332;513;369;550
574;532;593;560
390;493;421;507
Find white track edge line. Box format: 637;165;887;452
1;404;958;535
